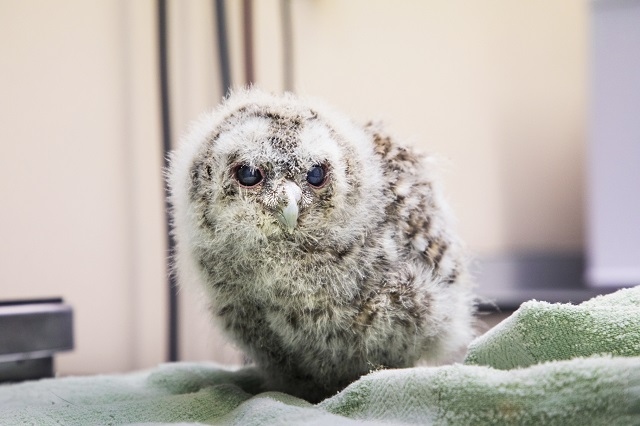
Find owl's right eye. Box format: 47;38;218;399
235;165;263;187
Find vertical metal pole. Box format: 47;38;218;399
280;0;294;92
158;0;179;363
215;0;232;96
242;0;254;85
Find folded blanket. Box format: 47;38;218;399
1;357;638;425
465;285;640;369
0;286;638;425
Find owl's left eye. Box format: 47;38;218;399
306;165;327;187
235;165;263;187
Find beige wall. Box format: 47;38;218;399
0;0;167;374
283;0;587;254
0;0;587;373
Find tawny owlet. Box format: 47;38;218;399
168;89;476;402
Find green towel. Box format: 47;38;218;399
1;286;639;425
465;285;640;369
1;357;638;425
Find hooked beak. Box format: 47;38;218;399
278;181;302;232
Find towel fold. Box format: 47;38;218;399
465;286;640;369
1;286;638;425
0;357;638;425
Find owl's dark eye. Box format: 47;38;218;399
235;165;263;187
306;165;326;187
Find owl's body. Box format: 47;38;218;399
169;89;475;402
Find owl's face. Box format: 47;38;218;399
209;108;343;239
172;91;386;255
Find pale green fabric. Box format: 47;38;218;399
1;286;639;425
1;358;638;425
465;286;640;369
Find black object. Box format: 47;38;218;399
158;0;179;363
474;253;622;312
0;299;73;382
215;0;232;96
242;0;254;85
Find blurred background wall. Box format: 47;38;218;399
1;1;169;374
0;0;588;374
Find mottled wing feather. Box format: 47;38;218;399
367;122;462;285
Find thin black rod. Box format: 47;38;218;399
215;0;232;96
158;0;179;363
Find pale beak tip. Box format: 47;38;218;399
280;204;299;231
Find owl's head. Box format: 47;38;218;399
169;89;386;254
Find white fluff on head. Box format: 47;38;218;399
168;88;476;402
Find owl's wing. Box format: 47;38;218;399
366;123;464;286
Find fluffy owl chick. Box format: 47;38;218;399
168;89;476;402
